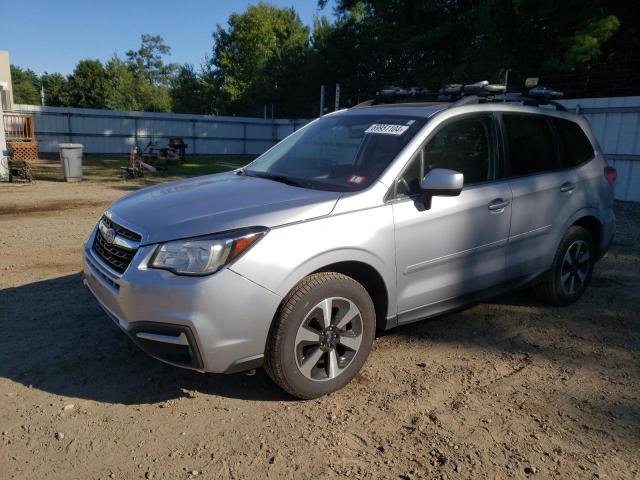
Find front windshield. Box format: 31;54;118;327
244;114;427;191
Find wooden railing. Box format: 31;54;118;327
3;112;36;142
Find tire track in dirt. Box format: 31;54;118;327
0;199;109;217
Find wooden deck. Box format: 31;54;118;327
3;112;39;161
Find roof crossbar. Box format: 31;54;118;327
353;80;566;111
368;81;507;106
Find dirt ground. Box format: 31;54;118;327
1;178;639;480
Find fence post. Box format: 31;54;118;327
0;102;9;181
134;117;139;147
272;119;278;145
191;119;197;155
242;122;247;155
66;112;73;143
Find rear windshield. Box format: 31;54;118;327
244;114;427;191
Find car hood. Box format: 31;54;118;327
109;172;341;245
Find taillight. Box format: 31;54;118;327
604;166;617;186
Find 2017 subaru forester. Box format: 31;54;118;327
83;84;616;399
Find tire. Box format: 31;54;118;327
264;272;376;399
534;226;596;305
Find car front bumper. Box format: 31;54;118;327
82;227;283;373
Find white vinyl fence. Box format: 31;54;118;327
13;104;308;157
559;96;640;202
13;97;640;202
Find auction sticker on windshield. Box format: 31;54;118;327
365;124;409;135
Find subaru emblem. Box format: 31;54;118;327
103;228;116;244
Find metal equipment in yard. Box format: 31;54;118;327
121;138;187;179
8;158;33;182
140;137;188;165
122;146;159;179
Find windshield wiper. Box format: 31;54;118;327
245;172;312;189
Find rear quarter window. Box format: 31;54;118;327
553;118;595;167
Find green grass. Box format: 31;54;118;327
31;155;255;183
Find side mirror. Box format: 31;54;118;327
419;168;463;209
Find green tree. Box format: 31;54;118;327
126;34;177;87
42;73;69;106
10;65;41;105
171;64;215;114
210;1;310;116
105;56;143;110
305;14;378;110
104;56;172;112
320;0;623;94
137;82;172;112
66;59;108;109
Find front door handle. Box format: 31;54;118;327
488;199;510;211
560;182;576;193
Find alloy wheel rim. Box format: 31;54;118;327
294;297;363;381
560;239;590;296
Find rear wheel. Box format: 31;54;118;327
534;226;595;305
264;272;376;399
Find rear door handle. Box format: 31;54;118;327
488;199;510;211
560;182;576;193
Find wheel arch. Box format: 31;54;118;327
540;208;603;272
268;256;395;334
571;215;602;249
311;261;390;331
559;208;602;247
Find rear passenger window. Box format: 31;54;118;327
553;118;594;167
503;114;559;176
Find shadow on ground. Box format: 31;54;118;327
2;252;638;411
0;273;290;404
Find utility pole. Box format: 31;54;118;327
40;73;45;106
334;83;340;111
319;85;325;117
0;84;9;181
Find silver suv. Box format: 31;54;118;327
84;86;616;398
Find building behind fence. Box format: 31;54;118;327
13;97;640;202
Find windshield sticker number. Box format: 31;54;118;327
347;175;366;185
365;124;410;135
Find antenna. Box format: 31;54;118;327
503;69;511;102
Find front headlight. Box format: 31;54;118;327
149;227;268;276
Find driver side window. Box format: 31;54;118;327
396;114;498;198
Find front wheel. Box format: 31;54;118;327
264;272;376;399
534;226;595;305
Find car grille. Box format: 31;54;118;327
92;216;141;273
100;215;142;242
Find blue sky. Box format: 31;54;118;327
1;0;336;75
